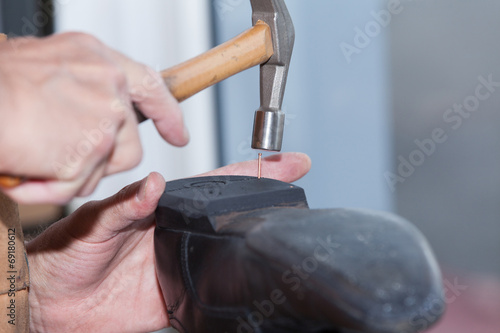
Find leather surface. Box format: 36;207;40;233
154;177;444;333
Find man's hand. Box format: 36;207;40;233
27;153;311;333
0;32;189;204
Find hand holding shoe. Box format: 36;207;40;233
27;153;311;333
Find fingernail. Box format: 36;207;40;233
137;175;149;201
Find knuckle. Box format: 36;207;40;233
93;131;116;156
118;146;143;172
108;145;143;176
103;69;128;99
99;64;127;86
108;101;129;122
142;66;164;92
65;32;103;48
113;185;131;204
58;161;85;182
125;146;143;169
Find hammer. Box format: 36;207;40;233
0;0;294;188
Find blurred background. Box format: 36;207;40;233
1;0;499;332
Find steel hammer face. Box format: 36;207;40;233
250;0;295;151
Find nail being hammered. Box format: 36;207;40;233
258;153;262;179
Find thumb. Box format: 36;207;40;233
34;173;166;247
98;172;166;233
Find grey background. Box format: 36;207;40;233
0;0;52;37
215;0;394;212
391;0;500;277
0;0;3;32
215;0;500;278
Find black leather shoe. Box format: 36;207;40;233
154;176;444;333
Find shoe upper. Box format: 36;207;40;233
154;176;444;333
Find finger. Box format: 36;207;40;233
197;152;312;183
2;153;113;205
2;151;115;205
1;179;88;205
109;51;189;147
98;172;166;233
76;162;108;197
104;109;143;176
135;70;189;147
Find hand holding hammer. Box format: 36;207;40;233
0;0;294;201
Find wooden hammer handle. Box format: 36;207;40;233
0;22;274;188
0;176;25;188
161;20;273;102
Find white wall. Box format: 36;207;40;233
54;0;218;210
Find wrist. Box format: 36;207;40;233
28;281;45;333
26;232;93;333
27;237;70;333
27;242;50;333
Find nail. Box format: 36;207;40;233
137;175;149;201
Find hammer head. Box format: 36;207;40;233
250;0;295;151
